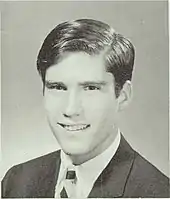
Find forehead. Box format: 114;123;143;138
45;52;113;82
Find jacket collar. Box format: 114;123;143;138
88;134;135;198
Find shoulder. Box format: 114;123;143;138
125;151;169;197
134;152;167;175
133;152;169;184
3;150;60;176
2;150;61;197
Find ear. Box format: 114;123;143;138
117;80;133;111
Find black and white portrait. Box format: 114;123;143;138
1;1;169;198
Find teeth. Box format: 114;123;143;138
64;124;89;131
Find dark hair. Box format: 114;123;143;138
37;19;135;97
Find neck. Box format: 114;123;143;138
68;127;119;165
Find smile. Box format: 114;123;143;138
58;123;90;131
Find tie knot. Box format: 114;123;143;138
66;170;76;180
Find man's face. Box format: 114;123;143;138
44;52;120;156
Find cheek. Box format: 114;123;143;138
44;92;65;117
82;93;118;121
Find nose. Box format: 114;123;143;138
63;90;82;118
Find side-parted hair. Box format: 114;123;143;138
37;19;135;97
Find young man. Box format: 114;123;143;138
2;19;169;198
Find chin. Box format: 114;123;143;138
61;143;90;156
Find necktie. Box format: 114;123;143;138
60;187;68;198
60;170;76;198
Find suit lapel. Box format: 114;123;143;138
34;150;61;197
88;135;135;198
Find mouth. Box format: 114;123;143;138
57;123;90;131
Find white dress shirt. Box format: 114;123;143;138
55;130;121;198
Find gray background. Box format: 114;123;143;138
1;1;169;179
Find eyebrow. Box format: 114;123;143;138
78;81;108;86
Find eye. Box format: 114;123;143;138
45;83;67;91
54;84;67;91
84;85;101;91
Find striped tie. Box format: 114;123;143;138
60;170;76;198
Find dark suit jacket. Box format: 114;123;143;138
2;135;169;198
